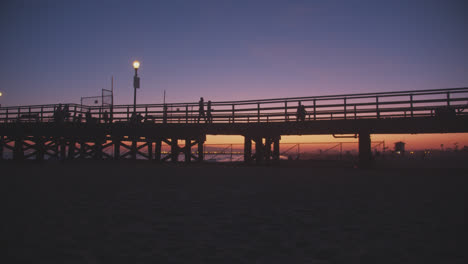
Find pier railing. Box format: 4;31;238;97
1;87;467;124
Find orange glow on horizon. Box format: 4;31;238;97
206;133;468;151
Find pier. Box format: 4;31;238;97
1;87;467;167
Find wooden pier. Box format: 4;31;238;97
1;87;468;167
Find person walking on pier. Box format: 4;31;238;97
63;104;70;122
103;110;109;124
198;97;206;123
207;100;213;123
85;110;92;123
53;104;63;123
296;101;307;122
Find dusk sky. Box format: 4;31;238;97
1;0;467;149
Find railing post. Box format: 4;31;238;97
41;106;44;122
257;103;260;123
376;96;380;119
186;105;189;123
410;94;413;118
354;105;357;119
284;101;288;122
447;92;450;106
127;106;130;121
6;109;8;122
344;97;347;120
231;104;235;123
73;105;76;121
313;99;316;120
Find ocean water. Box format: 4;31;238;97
3;162;467;263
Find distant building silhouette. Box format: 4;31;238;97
394;141;405;155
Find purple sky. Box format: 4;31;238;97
1;0;467;106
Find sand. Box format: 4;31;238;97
3;160;467;263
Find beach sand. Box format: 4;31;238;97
3;161;467;263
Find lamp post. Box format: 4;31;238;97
133;60;140;115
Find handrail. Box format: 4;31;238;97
1;87;467;124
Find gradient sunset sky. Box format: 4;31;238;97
1;0;467;149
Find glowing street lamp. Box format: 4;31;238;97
132;60;140;115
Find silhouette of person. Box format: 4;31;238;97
85;110;92;123
103;110;109;124
207;100;213;123
76;114;83;123
63;104;70;122
130;112;138;123
54;104;63;123
296;101;307;122
163;104;168;124
198;97;206;123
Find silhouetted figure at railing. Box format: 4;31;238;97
74;114;83;123
63;104;70;122
53;104;64;123
198;97;206;123
296;101;307;122
207;100;213;123
103;110;109;124
130;112;144;124
85;110;92;123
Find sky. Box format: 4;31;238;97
1;0;467;149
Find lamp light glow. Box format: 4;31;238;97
133;60;140;69
0;92;2;96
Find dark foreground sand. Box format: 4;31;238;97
3;161;467;263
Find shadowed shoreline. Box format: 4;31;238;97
3;161;467;263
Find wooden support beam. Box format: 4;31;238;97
155;140;161;162
358;131;372;169
60;139;67;161
13;137;24;160
113;139;120;160
185;139;191;163
0;136;4;160
147;140;153;160
94;140;103;160
131;139;137;160
79;140;86;159
67;139;76;160
171;138;178;162
265;137;272;162
273;137;280;162
244;136;252;164
197;138;204;162
35;137;45;161
254;137;264;164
